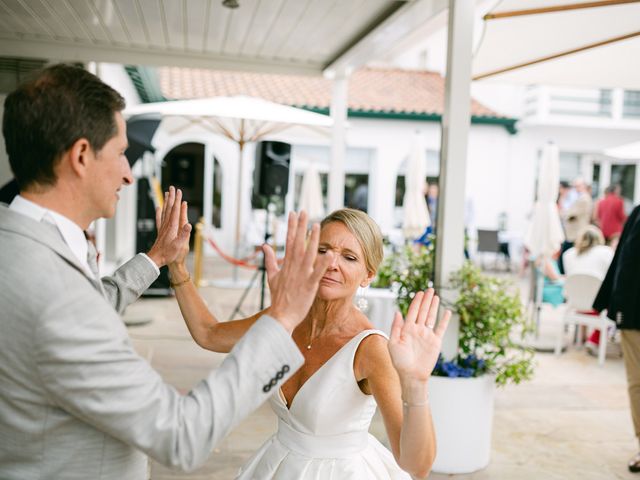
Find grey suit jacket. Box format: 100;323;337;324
0;205;303;479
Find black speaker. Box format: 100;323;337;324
253;141;291;198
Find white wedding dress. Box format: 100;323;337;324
236;330;412;479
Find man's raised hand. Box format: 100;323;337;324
263;211;333;333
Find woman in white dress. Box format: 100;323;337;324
169;208;451;479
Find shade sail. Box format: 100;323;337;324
472;0;640;89
604;140;640;159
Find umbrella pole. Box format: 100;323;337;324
233;139;245;283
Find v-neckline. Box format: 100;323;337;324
280;330;370;412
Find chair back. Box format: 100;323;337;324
563;273;602;311
477;229;500;253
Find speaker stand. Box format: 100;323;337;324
228;202;273;319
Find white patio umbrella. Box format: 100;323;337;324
524;143;565;336
298;165;325;222
524;143;565;259
125;96;332;282
473;0;640;89
604;140;640;159
402;133;431;239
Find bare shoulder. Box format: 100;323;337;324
354;330;392;380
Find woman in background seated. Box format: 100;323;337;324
563;225;613;280
540;250;565;307
563;226;614;348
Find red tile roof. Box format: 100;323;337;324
157;67;501;118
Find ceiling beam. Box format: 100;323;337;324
0;36;325;76
324;0;448;76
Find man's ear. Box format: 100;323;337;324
67;138;92;178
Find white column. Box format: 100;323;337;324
599;158;611;193
203;143;214;255
435;0;475;358
611;88;624;120
328;74;348;212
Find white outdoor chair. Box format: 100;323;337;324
554;273;616;366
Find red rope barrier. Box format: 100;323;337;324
202;230;284;269
204;236;258;269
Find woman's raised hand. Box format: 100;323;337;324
388;289;451;383
148;186;192;268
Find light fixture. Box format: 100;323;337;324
222;0;239;8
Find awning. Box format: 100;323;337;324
472;0;640;89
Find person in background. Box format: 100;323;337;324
596;184;627;244
425;183;438;228
563;225;614;350
593;205;640;473
539;250;565;308
558;177;593;274
563;225;613;280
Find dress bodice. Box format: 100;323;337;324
269;329;381;438
236;329;412;479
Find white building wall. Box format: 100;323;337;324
96;63;142;107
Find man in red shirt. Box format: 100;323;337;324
597;184;627;242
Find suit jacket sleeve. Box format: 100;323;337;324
34;286;303;471
101;254;159;314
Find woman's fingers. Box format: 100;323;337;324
404;291;424;325
416;288;435;326
425;293;440;328
435;309;452;338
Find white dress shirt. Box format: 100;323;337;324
9;195;159;279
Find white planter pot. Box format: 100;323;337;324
428;374;495;474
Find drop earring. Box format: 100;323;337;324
356;284;369;312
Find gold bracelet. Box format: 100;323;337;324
170;273;191;288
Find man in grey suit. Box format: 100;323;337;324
0;64;331;479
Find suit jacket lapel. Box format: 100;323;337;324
0;205;105;295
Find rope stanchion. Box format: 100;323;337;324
194;217;204;287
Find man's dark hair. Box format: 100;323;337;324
2;63;126;190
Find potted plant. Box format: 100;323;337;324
394;256;534;474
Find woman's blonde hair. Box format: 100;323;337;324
575;225;605;255
321;208;384;275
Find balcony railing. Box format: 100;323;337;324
623;91;640;118
524;86;640;122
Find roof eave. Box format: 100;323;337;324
301;106;518;134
